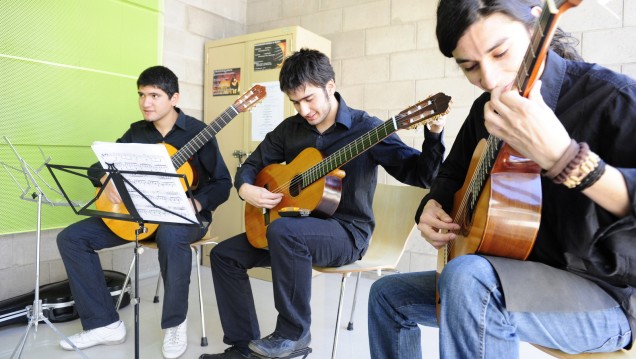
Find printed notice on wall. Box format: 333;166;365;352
253;40;286;71
213;68;241;96
251;81;285;141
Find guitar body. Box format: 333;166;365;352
245;147;344;249
436;141;542;318
92;85;266;241
95;143;195;241
448;142;542;262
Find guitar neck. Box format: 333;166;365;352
516;0;573;96
171;105;239;168
300;118;398;188
464;0;567;215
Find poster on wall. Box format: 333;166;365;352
253;40;286;71
250;81;285;141
212;68;241;96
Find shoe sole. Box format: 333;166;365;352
60;336;126;351
248;339;311;358
162;345;187;359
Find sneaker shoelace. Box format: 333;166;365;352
166;325;182;345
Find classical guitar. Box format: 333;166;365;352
96;85;266;241
245;92;452;249
435;0;582;318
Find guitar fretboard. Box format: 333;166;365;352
171;106;239;168
300;116;399;188
464;135;503;219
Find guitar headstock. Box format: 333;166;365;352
395;92;452;130
234;85;267;112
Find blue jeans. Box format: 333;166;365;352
57;217;207;330
368;255;631;358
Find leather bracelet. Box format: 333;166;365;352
576;158;606;191
543;139;579;180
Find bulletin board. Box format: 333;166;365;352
0;0;162;234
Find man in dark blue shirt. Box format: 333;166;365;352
56;66;232;359
368;1;636;358
200;49;445;359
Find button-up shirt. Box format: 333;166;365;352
235;92;445;249
89;107;232;222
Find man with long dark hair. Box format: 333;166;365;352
368;0;636;357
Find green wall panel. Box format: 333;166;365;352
0;0;162;234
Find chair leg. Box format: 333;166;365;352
153;273;161;303
331;272;350;359
347;272;362;331
116;253;136;311
193;245;208;346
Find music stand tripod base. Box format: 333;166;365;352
251;347;312;359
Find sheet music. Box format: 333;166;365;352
91;142;198;225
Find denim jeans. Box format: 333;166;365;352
57;217;207;330
368;255;631;358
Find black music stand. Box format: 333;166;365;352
0;136;89;359
46;162;204;359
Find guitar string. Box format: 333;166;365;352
445;135;499;262
267;107;438;195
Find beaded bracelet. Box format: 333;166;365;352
562;150;601;189
553;142;589;185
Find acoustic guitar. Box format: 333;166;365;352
96;85;266;241
436;0;582;318
245;92;452;249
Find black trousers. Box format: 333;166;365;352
210;216;363;348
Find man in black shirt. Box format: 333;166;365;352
56;66;232;359
200;49;445;359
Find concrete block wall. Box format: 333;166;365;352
0;0;248;302
246;0;636;273
2;0;635;302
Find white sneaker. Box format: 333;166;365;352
162;318;187;359
60;321;126;350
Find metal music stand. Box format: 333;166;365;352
46;161;204;359
0;136;88;359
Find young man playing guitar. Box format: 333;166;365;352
200;48;445;359
56;66;232;359
368;0;636;358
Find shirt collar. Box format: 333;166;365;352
142;107;186;131
539;50;567;112
333;92;353;129
173;107;187;130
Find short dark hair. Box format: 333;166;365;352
436;0;581;61
136;66;179;98
279;48;335;93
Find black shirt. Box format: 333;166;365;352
235;92;445;250
88;107;232;222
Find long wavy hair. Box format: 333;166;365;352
436;0;582;61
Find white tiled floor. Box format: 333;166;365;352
0;269;552;359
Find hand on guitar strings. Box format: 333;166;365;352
238;183;283;209
484;80;572;170
417;199;461;250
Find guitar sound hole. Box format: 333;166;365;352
289;175;302;197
